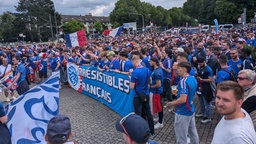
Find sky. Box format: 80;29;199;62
0;0;186;16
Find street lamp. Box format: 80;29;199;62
128;13;144;32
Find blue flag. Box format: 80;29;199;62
214;19;218;32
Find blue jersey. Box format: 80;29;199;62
176;75;197;116
142;57;151;70
150;67;163;94
16;63;26;84
109;58;120;70
216;67;234;83
50;57;60;71
228;59;242;76
131;66;150;96
40;59;48;74
98;60;110;69
123;60;134;72
162;57;172;79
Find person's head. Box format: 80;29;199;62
150;57;160;67
218;54;228;66
237;69;256;88
221;40;230;51
197;42;204;50
45;115;72;144
235;40;244;49
240;48;251;58
107;51;116;61
216;81;244;119
131;55;141;68
229;48;239;60
116;113;150;144
12;56;21;65
177;62;191;76
205;46;213;56
196;56;206;67
176;52;188;63
119;50;129;61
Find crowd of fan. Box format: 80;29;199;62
0;25;256;143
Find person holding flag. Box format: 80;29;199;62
6;56;29;95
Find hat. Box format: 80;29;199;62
116;113;150;143
177;47;184;52
107;51;115;57
150;57;159;64
47;115;71;143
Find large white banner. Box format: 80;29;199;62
123;22;137;30
6;72;60;144
67;63;82;91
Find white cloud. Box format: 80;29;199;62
0;0;186;16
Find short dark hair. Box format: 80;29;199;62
218;54;227;65
217;81;244;100
178;62;191;73
241;48;251;56
119;50;129;58
177;52;188;60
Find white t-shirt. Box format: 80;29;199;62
0;64;12;77
212;109;256;144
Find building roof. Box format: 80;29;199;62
61;14;110;23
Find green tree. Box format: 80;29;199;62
0;12;17;42
15;0;61;41
94;21;103;32
61;19;85;34
214;0;237;23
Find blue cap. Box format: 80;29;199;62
47;115;71;143
116;113;150;143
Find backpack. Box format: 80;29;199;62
221;68;237;82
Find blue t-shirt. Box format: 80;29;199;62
150;67;163;94
98;60;110;69
176;75;197;116
124;60;134;72
148;140;159;144
131;66;150;96
142;57;151;70
109;58;120;70
228;59;242;76
16;63;26;84
216;67;234;83
40;59;48;74
50;57;60;71
162;57;173;79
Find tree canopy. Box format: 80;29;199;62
61;20;85;34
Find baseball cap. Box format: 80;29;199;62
46;115;71;143
116;113;150;143
107;51;115;57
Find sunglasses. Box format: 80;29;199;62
237;77;248;80
120;112;135;137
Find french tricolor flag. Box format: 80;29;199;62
65;29;87;48
103;26;123;37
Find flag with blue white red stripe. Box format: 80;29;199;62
5;72;60;144
65;29;87;48
109;26;123;37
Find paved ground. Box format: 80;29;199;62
58;85;222;144
0;84;222;144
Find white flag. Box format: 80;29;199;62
6;72;60;144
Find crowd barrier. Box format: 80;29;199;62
67;63;134;117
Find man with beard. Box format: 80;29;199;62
228;48;243;76
195;56;214;124
212;81;256;144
